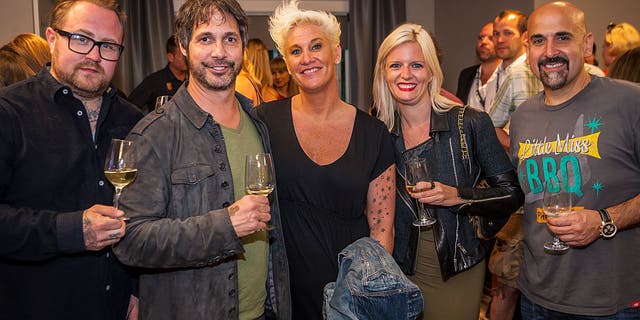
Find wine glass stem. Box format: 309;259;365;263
553;234;562;244
114;188;122;213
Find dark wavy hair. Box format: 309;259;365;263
174;0;248;53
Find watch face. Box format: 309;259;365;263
602;222;617;238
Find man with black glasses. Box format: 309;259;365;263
0;1;141;319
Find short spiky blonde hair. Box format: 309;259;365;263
268;0;341;56
373;23;460;132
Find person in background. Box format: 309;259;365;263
584;43;599;66
0;0;142;319
236;38;279;106
0;33;51;87
0;50;33;87
128;35;187;113
602;22;640;69
373;22;523;320
269;55;298;99
257;1;395;318
511;2;640;318
456;21;502;110
112;0;291;319
608;46;640;83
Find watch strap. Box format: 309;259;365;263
598;208;612;222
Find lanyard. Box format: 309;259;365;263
475;67;500;110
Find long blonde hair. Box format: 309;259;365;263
242;38;273;90
373;23;460;131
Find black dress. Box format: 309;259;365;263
257;99;395;319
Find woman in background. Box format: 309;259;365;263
235;38;279;105
257;1;396;318
608;47;640;83
373;23;523;319
0;33;50;87
602;22;640;69
269;56;298;99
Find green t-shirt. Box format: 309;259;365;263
220;105;268;320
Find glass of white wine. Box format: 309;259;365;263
245;153;275;230
543;179;571;253
104;139;137;221
404;158;437;227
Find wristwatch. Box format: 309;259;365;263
597;208;617;238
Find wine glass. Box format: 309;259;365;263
404;158;437;227
245;153;276;230
154;95;171;113
543;179;571;253
104;139;137;221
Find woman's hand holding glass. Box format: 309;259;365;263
404;158;437;227
410;181;469;207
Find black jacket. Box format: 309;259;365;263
456;64;479;104
0;67;142;319
392;106;523;280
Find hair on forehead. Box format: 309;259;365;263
269;0;341;55
174;0;248;53
495;9;527;34
49;0;127;31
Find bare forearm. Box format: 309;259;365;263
608;193;640;230
495;127;510;152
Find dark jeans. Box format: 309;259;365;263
521;295;640;320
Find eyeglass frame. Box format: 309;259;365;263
54;29;124;61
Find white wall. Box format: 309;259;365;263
0;0;37;44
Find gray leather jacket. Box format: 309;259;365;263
392;106;523;280
113;85;291;320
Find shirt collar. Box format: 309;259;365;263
171;81;255;129
390;107;451;137
502;53;527;73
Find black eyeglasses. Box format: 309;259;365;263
606;22;617;32
55;29;124;61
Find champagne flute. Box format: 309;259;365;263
543;179;571;253
154;95;171;113
245;153;276;230
104;139;137;221
404;158;437;227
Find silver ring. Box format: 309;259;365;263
430;181;436;189
108;233;120;240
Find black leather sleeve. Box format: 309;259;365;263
452;170;524;218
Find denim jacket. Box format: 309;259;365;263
392;106;523;280
112;84;291;320
323;237;423;320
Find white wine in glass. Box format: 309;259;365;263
404;158;437;227
543;179;571;253
245;153;275;230
104;139;137;221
